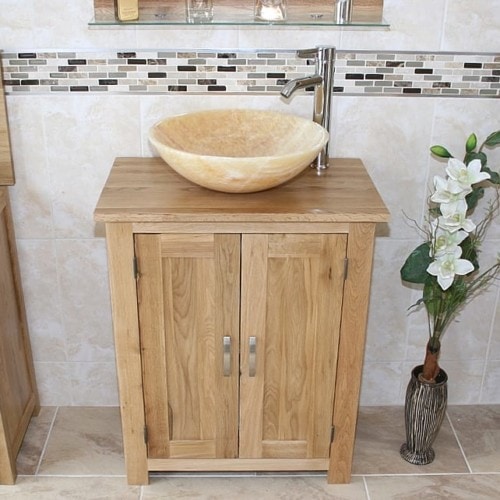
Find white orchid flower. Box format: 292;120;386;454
446;158;491;189
430;221;469;257
427;247;475;290
438;204;476;233
430;176;471;208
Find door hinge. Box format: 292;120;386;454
330;425;335;443
133;256;139;279
343;257;349;280
144;425;148;444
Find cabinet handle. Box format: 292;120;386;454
223;336;231;376
249;337;257;377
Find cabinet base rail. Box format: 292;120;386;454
147;458;330;472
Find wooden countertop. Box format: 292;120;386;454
94;157;389;224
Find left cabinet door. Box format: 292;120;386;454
135;233;240;460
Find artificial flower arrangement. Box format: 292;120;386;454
401;130;500;383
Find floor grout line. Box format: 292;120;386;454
362;475;372;500
446;411;473;474
34;406;60;476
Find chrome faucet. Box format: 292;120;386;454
280;46;335;172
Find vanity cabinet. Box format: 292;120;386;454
94;157;389;485
0;66;39;485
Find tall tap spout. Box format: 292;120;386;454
280;46;335;173
280;75;323;98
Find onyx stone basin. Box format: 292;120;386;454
148;109;329;193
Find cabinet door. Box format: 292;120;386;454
239;234;347;459
135;233;240;459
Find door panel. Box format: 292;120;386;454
136;233;240;459
240;233;347;459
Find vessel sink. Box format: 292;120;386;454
148;109;329;193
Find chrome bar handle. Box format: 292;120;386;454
249;337;257;377
223;336;231;376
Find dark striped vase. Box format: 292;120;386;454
400;364;448;465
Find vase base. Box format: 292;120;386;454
400;443;435;465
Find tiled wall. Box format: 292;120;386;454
2;49;499;97
2;0;500;408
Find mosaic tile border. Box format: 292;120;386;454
1;49;499;97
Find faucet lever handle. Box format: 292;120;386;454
297;48;318;59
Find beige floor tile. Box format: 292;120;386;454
16;407;57;475
448;405;500;473
365;474;500;500
352;407;468;475
37;407;125;475
0;476;140;499
142;475;368;499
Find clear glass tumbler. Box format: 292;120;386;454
254;0;287;22
186;0;214;23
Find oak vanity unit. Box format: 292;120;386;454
0;63;40;485
94;157;389;485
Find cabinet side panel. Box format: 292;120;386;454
0;191;37;484
0;70;14;186
329;223;376;484
105;223;148;485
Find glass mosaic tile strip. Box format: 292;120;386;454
1;49;499;97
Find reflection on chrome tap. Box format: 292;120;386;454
334;0;353;24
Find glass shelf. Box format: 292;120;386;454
89;3;389;28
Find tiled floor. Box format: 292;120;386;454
1;405;499;499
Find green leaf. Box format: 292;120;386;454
460;235;479;271
465;186;484;212
466;133;477;153
430;145;452;158
464;151;487;167
484;130;500;147
401;243;432;284
482;167;500;185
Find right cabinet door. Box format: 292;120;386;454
239;233;347;459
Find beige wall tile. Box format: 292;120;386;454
360;362;405;405
333;96;436;238
69;362;119;406
6;96;54;239
15;240;66;362
55;239;113;362
341;0;446;50
443;0;500;52
481;361;500;404
41;95;142;239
